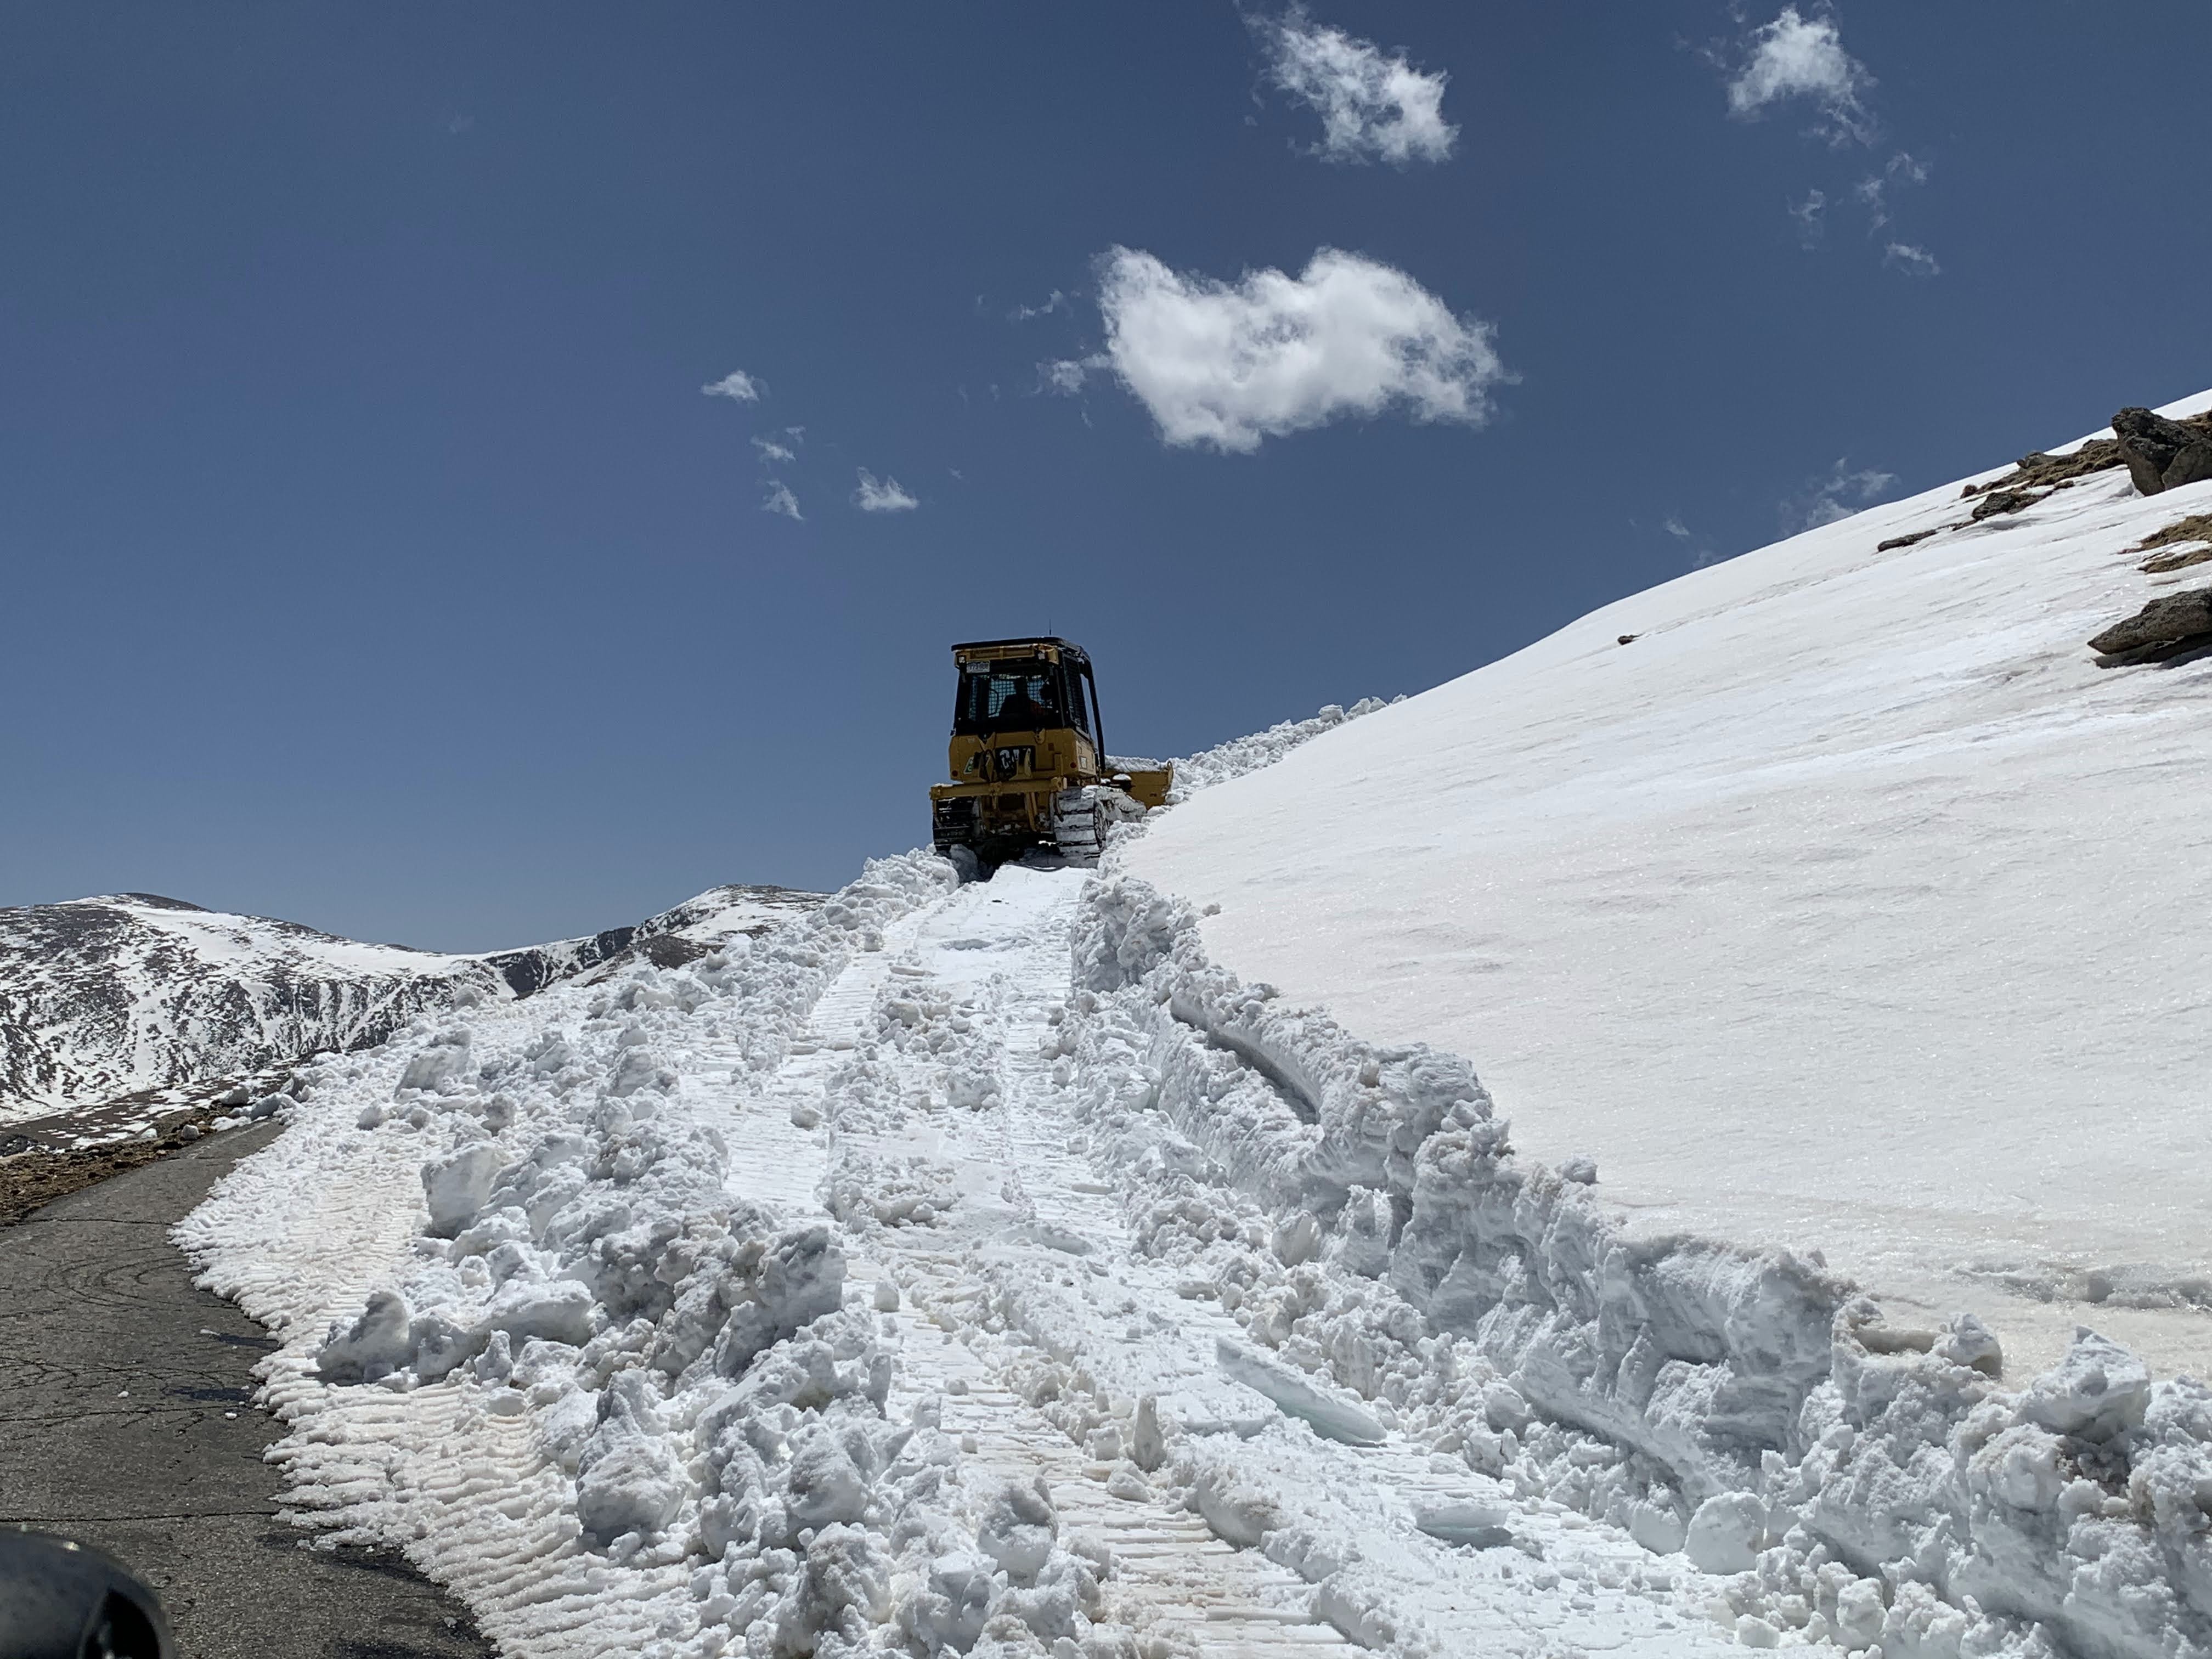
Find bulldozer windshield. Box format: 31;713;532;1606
954;661;1091;738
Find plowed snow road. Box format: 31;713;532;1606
716;865;1733;1656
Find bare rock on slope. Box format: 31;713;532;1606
1962;440;2124;499
2087;587;2212;658
2112;407;2212;496
1961;408;2212;502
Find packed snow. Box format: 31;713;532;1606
1126;389;2212;1387
162;396;2212;1658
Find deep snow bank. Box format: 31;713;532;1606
1116;694;1395;804
1063;869;2212;1659
1123;388;2212;1383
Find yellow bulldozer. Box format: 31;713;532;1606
928;636;1171;871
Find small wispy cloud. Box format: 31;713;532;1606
1253;5;1457;166
1009;290;1071;322
1723;6;1876;146
1040;355;1109;396
762;482;803;520
1786;459;1899;532
753;435;798;465
1092;245;1508;454
1855;150;1928;229
1662;514;1726;569
701;369;763;402
1788;188;1828;246
1883;241;1941;278
854;470;919;513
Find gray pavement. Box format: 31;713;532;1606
0;1122;495;1657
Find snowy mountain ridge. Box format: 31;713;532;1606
0;883;821;1123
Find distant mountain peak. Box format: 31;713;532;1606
0;883;823;1126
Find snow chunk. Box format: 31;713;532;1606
975;1475;1057;1581
1216;1337;1386;1446
315;1290;414;1384
2016;1326;2150;1443
393;1028;471;1096
421;1141;504;1238
1684;1491;1766;1575
574;1370;684;1543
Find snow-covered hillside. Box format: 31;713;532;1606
0;885;820;1126
1127;389;2212;1385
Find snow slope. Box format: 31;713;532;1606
0;885;820;1127
1125;389;2212;1384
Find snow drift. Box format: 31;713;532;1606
1125;388;2212;1387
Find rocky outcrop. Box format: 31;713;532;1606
1961;408;2212;505
1961;440;2125;500
2112;407;2212;496
2087;587;2212;658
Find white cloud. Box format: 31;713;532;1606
753;435;798;465
1256;7;1456;166
1856;150;1928;229
1662;514;1726;569
701;369;763;402
853;470;918;512
1786;459;1898;531
1040;354;1109;396
1010;290;1071;322
1789;188;1827;245
1883;241;1941;278
1725;7;1876;145
1094;245;1507;454
762;482;802;520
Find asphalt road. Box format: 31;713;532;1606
0;1121;494;1658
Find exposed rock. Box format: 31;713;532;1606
1961;438;2123;499
1969;486;2053;521
1959;408;2212;502
2129;511;2212;573
2112;407;2212;495
2143;546;2212;574
2087;586;2212;657
1876;527;1940;551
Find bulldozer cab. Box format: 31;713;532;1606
929;637;1170;871
951;639;1099;764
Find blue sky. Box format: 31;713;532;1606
5;3;2209;949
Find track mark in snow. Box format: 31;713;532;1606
708;892;1359;1654
722;866;1735;1657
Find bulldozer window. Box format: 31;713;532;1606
956;663;1086;735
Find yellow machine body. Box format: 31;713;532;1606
928;637;1170;866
